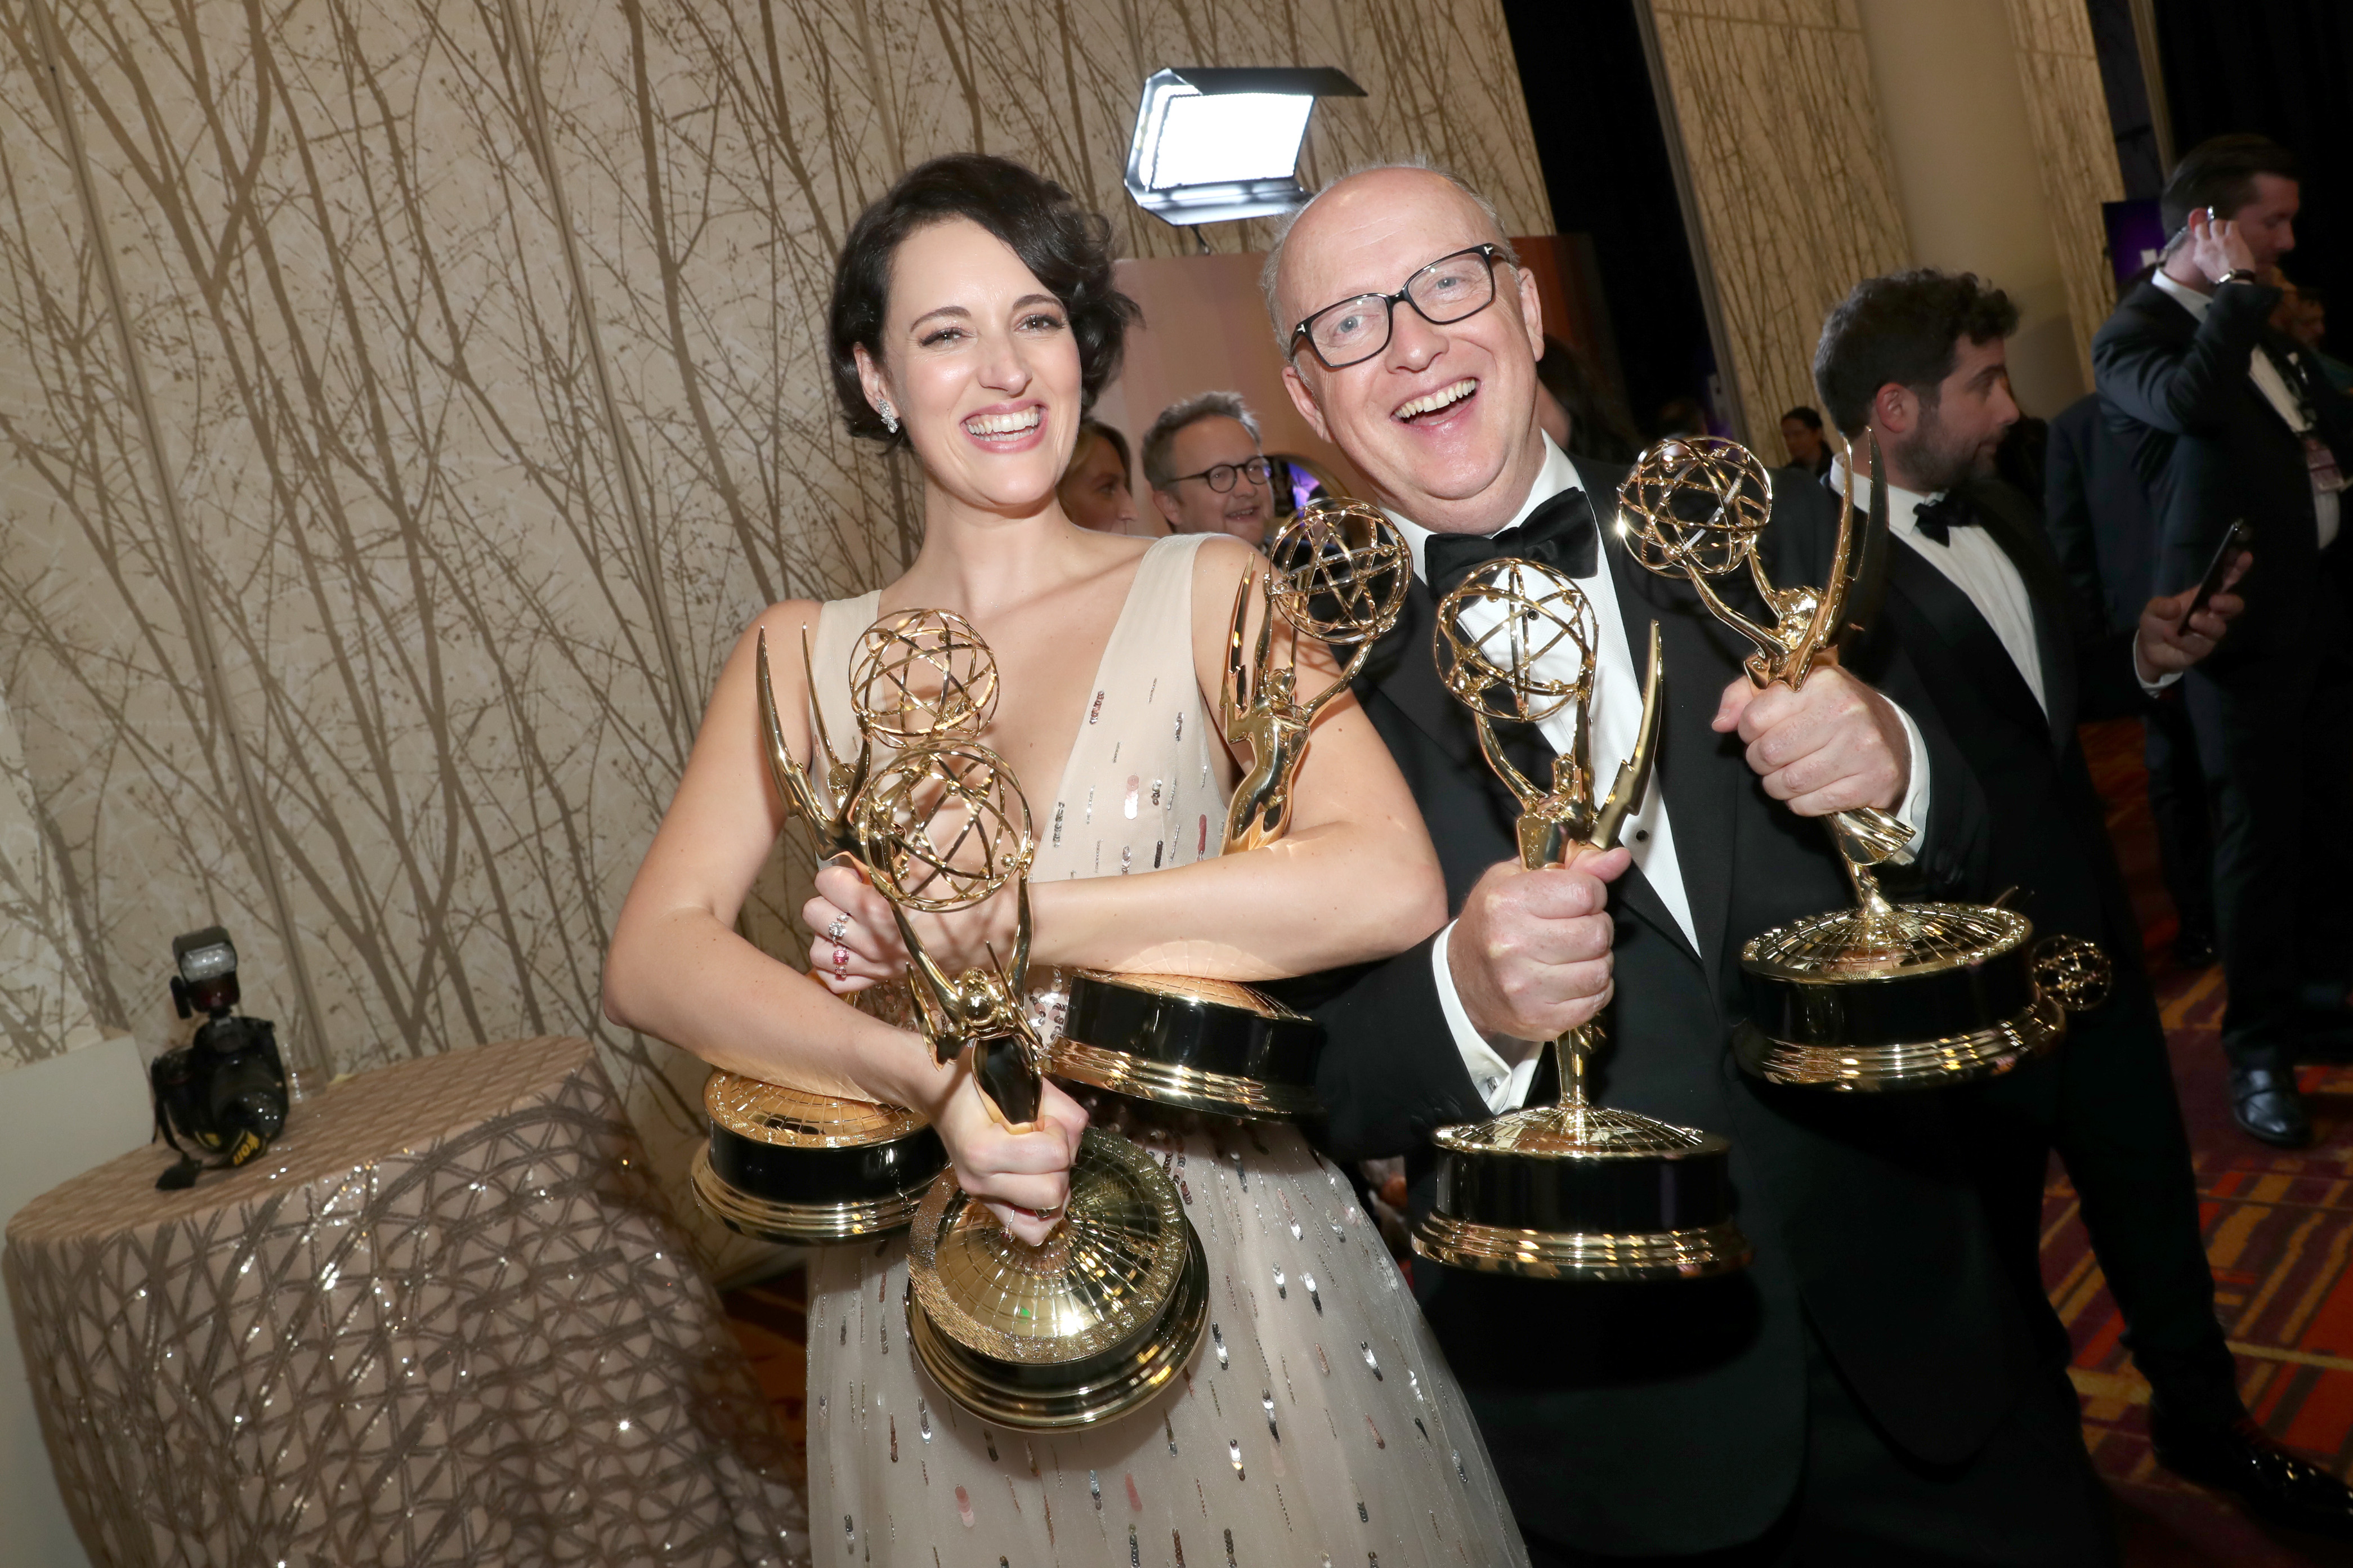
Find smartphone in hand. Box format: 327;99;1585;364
2178;519;2252;635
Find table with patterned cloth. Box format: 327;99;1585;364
3;1033;808;1567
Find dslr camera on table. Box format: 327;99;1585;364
149;925;290;1189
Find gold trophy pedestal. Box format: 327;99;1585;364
1412;1105;1752;1281
905;1126;1209;1428
694;1073;947;1243
1736;910;2106;1090
1054;971;1322;1119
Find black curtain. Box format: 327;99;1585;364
2151;1;2353;316
1497;0;1716;442
2084;0;2166;199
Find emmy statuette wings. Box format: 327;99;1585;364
1616;436;2111;1090
840;618;1207;1432
1408;556;1753;1282
1053;500;1411;1119
691;619;965;1246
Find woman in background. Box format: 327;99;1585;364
603;154;1526;1567
1534;333;1640;464
1057;417;1164;535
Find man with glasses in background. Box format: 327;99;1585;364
1142;389;1276;546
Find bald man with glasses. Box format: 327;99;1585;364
1269;165;2112;1565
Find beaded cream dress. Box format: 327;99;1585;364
803;532;1528;1568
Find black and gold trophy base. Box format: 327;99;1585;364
905;1126;1207;1429
695;1073;948;1243
1054;970;1323;1119
1737;904;2066;1091
1411;1106;1753;1282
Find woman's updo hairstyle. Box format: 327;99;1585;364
828;154;1141;447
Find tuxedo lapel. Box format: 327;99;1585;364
1357;553;1706;968
1615;560;1728;975
1358;575;1477;768
1884;539;2052;747
1965;487;2077;744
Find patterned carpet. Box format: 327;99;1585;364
2055;718;2353;1565
720;715;2353;1562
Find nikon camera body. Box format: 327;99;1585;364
151;926;288;1189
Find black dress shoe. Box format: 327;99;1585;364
2231;1067;2312;1148
2151;1412;2353;1538
2175;931;2217;970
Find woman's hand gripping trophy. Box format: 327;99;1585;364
853;738;1085;1245
769;610;1082;1245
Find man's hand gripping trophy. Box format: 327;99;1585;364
1412;561;1750;1280
1616;434;1916;945
1433;560;1666;1135
1615;436;2108;1088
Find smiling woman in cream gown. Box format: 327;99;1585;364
602;151;1528;1568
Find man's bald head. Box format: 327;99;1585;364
1266;162;1549;536
1262;163;1518;349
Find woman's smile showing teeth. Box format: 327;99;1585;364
964;405;1044;440
1394;378;1478;423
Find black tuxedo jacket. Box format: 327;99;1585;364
1830;478;2231;1415
2046;392;2160;640
1836;477;2146;970
2092;277;2353;672
1302;461;2035;1556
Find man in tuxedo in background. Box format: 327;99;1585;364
2045;391;2217;969
1272;165;2110;1565
2094;134;2353;1146
1817;268;2353;1539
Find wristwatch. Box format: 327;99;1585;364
2216;267;2260;287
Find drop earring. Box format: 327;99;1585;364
878;400;899;434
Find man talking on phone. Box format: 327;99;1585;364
2095;134;2353;1147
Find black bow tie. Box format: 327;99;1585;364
1422;486;1600;600
1912;490;1980;546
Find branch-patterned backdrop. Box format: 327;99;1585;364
0;0;1550;1270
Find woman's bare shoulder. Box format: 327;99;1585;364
1184;532;1267;592
734;598;826;656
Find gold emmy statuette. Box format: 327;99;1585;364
1055;500;1410;1119
1408;558;1752;1282
857;738;1207;1430
1616;436;2106;1089
694;610;997;1244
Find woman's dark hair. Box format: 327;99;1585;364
827;154;1141;447
1813;270;2017;436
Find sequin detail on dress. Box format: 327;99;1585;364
800;538;1527;1566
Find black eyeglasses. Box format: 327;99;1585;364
1167;456;1273;493
1287;245;1506;370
